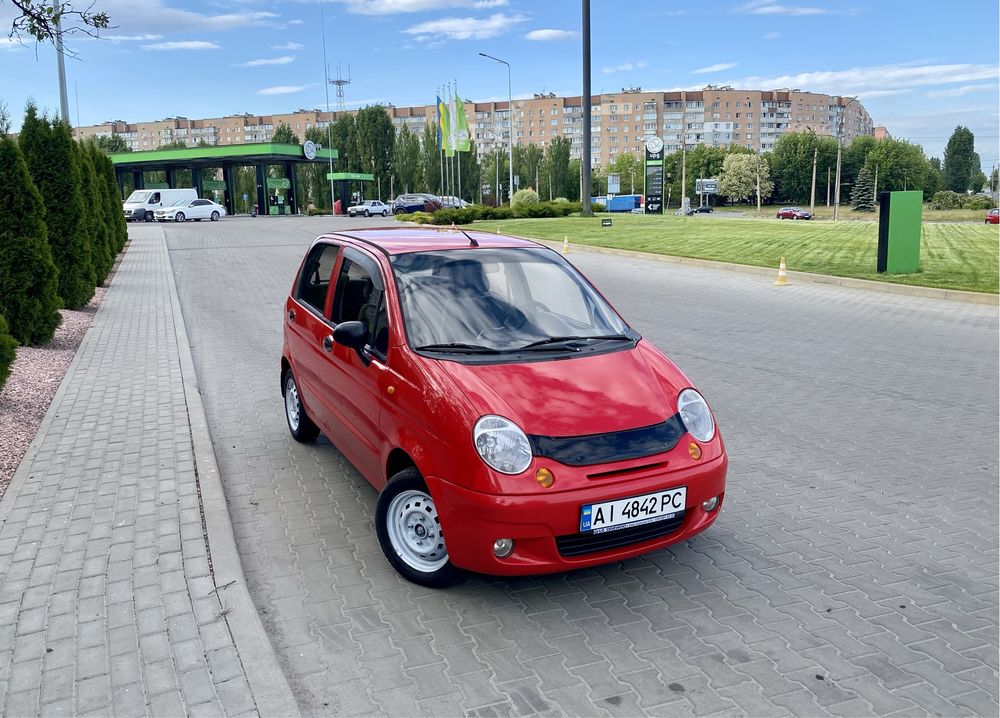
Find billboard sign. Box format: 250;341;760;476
643;137;664;214
608;173;621;195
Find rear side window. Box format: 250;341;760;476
332;249;389;357
296;243;340;315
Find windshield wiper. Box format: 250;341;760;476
518;334;634;351
414;342;505;354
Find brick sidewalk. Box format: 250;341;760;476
0;227;294;716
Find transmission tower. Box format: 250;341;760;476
331;64;351;112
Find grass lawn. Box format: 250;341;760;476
470;214;999;294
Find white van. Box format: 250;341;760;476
123;188;198;222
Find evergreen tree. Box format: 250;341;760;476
0;134;61;345
421;122;442;194
942;126;976;192
97;152;128;253
851;163;876;212
0;314;17;391
19;108;96;308
77;142;113;284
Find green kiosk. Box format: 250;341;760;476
877;190;923;274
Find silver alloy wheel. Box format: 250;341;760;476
386;490;448;572
285;375;300;432
176;212;185;222
211;211;220;221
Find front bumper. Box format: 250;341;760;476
425;453;727;575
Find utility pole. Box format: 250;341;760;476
834;96;859;222
810;145;818;216
580;0;593;215
320;0;336;211
827;166;831;206
54;1;70;123
873;164;878;203
756;155;761;214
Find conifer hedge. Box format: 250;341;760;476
0;315;17;391
0;134;62;346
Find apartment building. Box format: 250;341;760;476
74;86;873;166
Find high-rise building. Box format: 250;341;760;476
73;86;873;166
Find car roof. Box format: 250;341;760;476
316;227;542;255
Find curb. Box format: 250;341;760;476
161;228;301;717
530;238;999;306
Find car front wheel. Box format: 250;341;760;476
376;468;461;588
364;210;370;217
175;212;185;222
394;208;406;215
211;211;220;221
283;370;320;442
382;210;389;217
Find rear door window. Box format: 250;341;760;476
295;243;340;316
331;249;389;357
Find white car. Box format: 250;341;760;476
154;198;227;222
347;200;390;217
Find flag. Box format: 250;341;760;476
437;94;454;157
453;93;470;153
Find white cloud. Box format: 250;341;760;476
855;89;911;99
763;31;781;40
602;60;647;75
334;0;508;14
234;55;295;67
101;34;163;42
271;42;304;50
403;13;526;40
693;62;738;74
0;37;26;51
89;1;278;33
288;19;304;25
141;41;221;50
257;85;307;95
729;62;1000;95
733;1;830;15
524;29;577;41
926;84;997;99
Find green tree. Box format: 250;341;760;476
0;314;17;391
7;2;109;43
302;126;331;209
272;123;299;145
95;148;128;253
567;158;581;202
421;122;442;194
924;157;943;199
331;115;360;173
158;140;189;150
606;152;644;195
770;132;838;203
990;166;998;193
864;137;933;194
457;140;480;202
942;126;977;192
0;132;61;345
683;145;728;200
93;134;131;153
512;144;545;194
851;163;876;212
545;136;572;200
355;106;395;200
393;125;422;195
19;107;95;309
76;141;113;284
719;153;773;204
482;147;509;204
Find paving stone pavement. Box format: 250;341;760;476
166;216;999;717
0;227;271;717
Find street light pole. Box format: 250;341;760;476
833;95;859;222
319;0;335;211
807;127;817;216
580;0;592;216
478;52;514;206
54;1;70;123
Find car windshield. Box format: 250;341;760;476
127;191;150;203
392;247;631;352
170;199;188;207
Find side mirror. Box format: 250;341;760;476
333;321;371;363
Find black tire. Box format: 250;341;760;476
211;211;220;221
364;209;370;217
394;208;406;215
382;210;389;217
144;211;154;222
375;468;462;588
175;212;186;222
283;369;319;442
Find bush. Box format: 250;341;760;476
478;205;513;220
962;194;994;210
97;152;127;253
511;188;540;207
78;143;114;284
591;202;606;213
0;135;62;345
307;207;332;216
929;190;994;211
0;315;17;391
427;207;480;225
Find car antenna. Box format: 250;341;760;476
451;222;479;247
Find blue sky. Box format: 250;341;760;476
2;0;998;171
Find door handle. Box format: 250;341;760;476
287;308;296;322
323;335;334;352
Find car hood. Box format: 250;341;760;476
433;341;691;437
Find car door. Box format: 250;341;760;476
286;241;341;432
192;199;211;219
318;246;391;483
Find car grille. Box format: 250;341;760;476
555;512;686;557
527;414;685;467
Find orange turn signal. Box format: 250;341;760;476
535;467;555;489
688;442;702;461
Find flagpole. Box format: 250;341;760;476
438;86;445;195
456;78;462;201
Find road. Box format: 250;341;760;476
165;215;998;717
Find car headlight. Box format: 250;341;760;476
473;415;532;474
677;389;715;442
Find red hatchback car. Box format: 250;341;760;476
281;228;727;586
986;209;999;224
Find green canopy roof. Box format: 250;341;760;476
110;142;337;169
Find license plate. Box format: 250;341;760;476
580;487;686;534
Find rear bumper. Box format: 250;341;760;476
425;454;727;576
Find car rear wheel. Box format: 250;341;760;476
283;370;319;442
394;208;406;215
376;468;461;588
382;210;389;217
175;212;186;222
211;211;220;221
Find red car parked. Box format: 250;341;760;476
986;209;999;224
281;228;727;586
776;207;812;220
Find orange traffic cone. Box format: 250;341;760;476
562;236;570;254
774;256;790;286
